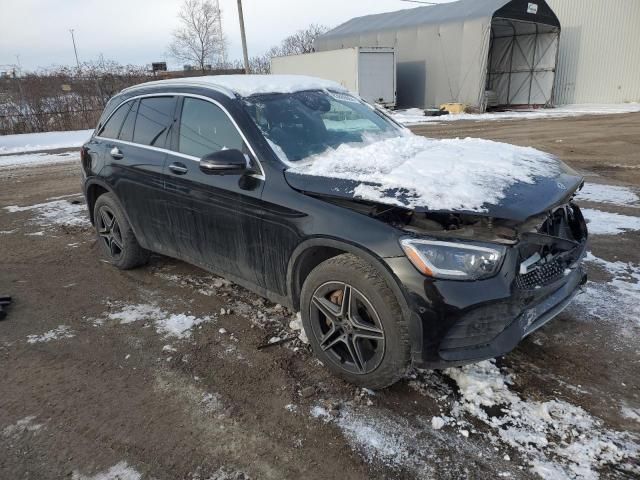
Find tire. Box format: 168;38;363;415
300;253;411;389
93;193;149;270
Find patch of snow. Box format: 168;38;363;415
391;103;640;125
570;252;640;336
26;325;75;344
107;303;212;339
0;151;79;170
4;197;89;229
444;360;639;479
2;416;43;437
582;208;640;235
0;129;93;154
71;461;142;480
134;74;346;98
108;304;164;324
288;312;309;344
621;405;640;423
432;416;446;430
576;183;639;206
156;313;211;339
289;135;559;212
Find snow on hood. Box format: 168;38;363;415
287;135;563;213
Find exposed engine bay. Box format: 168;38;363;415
315;193;588;290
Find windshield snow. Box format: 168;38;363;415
243;90;402;163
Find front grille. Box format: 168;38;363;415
515;258;565;290
514;203;586;291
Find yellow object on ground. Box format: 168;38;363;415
440;103;467;114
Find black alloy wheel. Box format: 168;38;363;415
97;205;124;260
309;281;386;375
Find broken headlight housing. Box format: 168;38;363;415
400;238;506;280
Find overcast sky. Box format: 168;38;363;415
0;0;453;71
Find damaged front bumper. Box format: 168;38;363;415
384;203;589;369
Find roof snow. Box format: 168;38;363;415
125;74;347;98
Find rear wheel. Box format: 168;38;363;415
94;193;149;270
300;254;411;389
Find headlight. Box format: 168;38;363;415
400;238;506;280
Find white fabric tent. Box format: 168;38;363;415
315;0;561;111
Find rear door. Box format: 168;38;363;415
163;95;266;286
96;95;177;251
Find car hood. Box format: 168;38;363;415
284;164;583;223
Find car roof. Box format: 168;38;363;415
121;74;348;99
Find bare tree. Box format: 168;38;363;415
169;0;226;73
243;24;329;74
277;24;329;56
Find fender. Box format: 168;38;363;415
83;177;143;243
287;236;423;360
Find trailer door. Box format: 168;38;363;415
358;49;396;107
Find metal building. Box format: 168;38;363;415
315;0;561;111
547;0;640;104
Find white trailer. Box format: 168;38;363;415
271;47;397;108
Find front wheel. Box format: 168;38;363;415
300;254;411;389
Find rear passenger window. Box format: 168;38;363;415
133;97;176;147
99;102;132;139
118;100;139;142
178;98;245;158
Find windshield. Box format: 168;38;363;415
242;90;402;163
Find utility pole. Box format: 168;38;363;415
236;0;250;74
69;29;80;68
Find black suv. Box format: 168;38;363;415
82;75;587;389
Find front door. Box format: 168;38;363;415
163;95;266;287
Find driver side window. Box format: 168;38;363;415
178;98;245;158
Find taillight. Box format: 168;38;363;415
80;147;87;163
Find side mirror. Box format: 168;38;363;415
200;149;248;175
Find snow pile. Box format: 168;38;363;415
139;74;347;98
289;135;560;211
26;325;75;344
0;151;79;170
571;253;640;336
582;209;640;235
4;197;89;229
72;462;141;480
445;360;639;479
2;416;44;437
391;103;640;125
576;183;639;206
0;129;93;154
107;303;213;339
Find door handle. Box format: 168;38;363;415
110;147;124;160
169;162;188;175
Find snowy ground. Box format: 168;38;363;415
391;103;640;125
1;116;640;479
0;129;93;154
